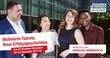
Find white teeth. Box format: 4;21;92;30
83;22;86;24
67;19;72;22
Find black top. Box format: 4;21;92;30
58;28;78;58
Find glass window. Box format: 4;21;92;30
45;0;49;8
31;0;39;16
32;6;38;16
0;0;6;11
32;0;39;5
45;9;49;16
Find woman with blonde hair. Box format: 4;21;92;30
57;9;85;58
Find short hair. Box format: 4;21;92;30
6;1;20;10
78;9;91;16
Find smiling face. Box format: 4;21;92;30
40;16;51;31
79;12;91;27
65;11;75;25
8;4;22;21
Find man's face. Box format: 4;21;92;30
9;4;22;21
79;12;91;27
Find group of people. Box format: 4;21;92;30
0;1;104;58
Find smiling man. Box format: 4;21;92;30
0;1;31;58
79;9;104;58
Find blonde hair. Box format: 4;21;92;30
59;9;79;29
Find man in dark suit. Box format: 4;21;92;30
79;10;104;58
0;1;31;58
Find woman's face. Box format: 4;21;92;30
40;17;51;31
65;11;75;25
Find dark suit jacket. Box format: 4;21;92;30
0;18;28;58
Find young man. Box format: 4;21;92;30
79;10;104;58
0;1;31;58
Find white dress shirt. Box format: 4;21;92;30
7;17;25;57
7;17;25;34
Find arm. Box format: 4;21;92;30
96;28;104;44
75;29;84;44
54;31;60;46
32;29;38;33
32;53;37;58
75;29;85;58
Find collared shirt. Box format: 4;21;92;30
80;23;104;44
7;17;25;34
7;17;25;57
80;23;104;58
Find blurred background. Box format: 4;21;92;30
0;0;110;57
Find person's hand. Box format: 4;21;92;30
32;29;38;33
78;53;86;58
60;49;69;58
31;53;37;58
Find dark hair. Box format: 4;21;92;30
6;1;20;10
59;9;79;29
78;9;91;16
37;14;49;32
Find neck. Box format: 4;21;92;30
85;23;91;30
41;29;49;32
7;15;18;25
66;25;73;30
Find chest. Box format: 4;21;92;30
58;29;76;44
83;30;98;44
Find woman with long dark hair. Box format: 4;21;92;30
32;14;59;58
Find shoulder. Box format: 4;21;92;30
74;29;81;33
50;29;56;32
0;18;7;26
20;19;24;22
0;18;8;32
58;28;65;32
0;18;7;24
50;29;58;35
20;19;25;24
93;24;104;32
74;29;82;37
